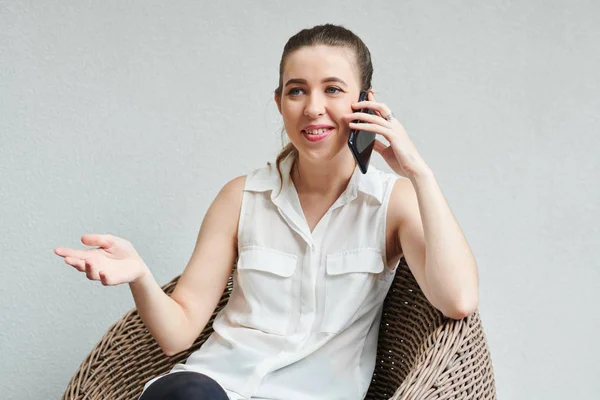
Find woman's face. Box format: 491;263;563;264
275;45;365;163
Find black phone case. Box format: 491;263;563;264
347;91;376;174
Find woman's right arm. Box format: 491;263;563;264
55;176;246;356
131;176;245;355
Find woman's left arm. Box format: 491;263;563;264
345;91;479;320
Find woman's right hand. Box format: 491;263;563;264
54;234;149;286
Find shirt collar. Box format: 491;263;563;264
244;152;384;205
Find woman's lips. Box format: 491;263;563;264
302;128;334;142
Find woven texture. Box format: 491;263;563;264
63;258;496;400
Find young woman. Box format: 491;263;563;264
54;24;479;400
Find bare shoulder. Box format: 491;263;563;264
209;175;247;214
218;175;247;201
206;175;247;233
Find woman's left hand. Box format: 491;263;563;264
344;91;429;179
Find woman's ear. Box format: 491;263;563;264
274;91;282;114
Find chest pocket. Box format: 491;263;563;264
234;247;298;335
320;249;390;334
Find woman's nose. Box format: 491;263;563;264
304;95;326;118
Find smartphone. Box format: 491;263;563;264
347;91;376;174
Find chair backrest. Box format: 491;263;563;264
366;258;496;399
63;258;495;400
62;276;234;400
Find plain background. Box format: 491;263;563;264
1;0;599;399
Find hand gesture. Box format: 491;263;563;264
344;91;430;179
54;234;148;286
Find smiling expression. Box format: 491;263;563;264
275;45;363;162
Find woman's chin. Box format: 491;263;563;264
296;142;349;163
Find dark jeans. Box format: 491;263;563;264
139;371;229;400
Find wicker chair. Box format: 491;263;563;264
62;257;496;400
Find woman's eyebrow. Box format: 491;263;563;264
284;77;348;87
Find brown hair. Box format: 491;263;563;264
271;24;374;190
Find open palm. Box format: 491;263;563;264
54;234;147;286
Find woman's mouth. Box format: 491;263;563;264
301;128;334;142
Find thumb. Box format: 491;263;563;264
81;233;114;249
373;140;387;155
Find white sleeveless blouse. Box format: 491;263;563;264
143;153;400;400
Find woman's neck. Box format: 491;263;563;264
291;152;356;198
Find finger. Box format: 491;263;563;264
64;256;86;272
367;92;385;119
348;122;394;142
373;140;388;155
81;234;115;249
344;112;390;127
367;90;376;103
366;91;384;118
85;261;99;281
351;100;392;118
54;247;93;260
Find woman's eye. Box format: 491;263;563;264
288;87;304;96
326;86;342;94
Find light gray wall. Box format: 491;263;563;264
1;1;598;399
